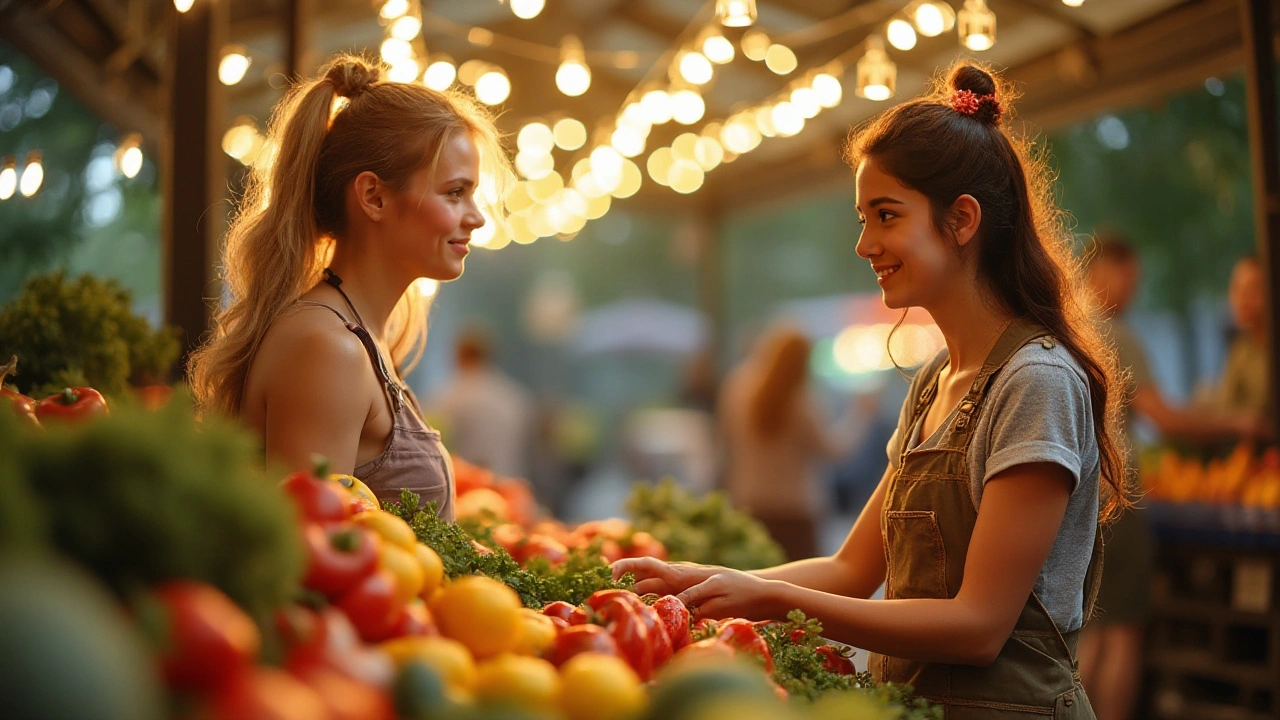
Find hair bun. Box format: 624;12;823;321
949;64;1002;125
325;59;381;99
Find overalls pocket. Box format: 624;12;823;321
885;510;948;599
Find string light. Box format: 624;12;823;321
641;89;674;125
910;1;956;37
510;0;545;19
390;15;422;41
610;126;647;158
556;36;591;97
423;59;457;90
678;52;714;85
886;19;918;51
475;68;511;105
517;122;555;155
114;133;144;179
856;36;896;101
218;46;251;86
790;87;821;118
387;59;420;83
764;44;798;75
222;119;260;162
458;59;488;86
741;30;770;61
379;0;408;20
173;0;194;12
553;118;587;150
716;0;757;28
812;72;843;107
958;0;996;51
19;151;42;198
702;33;735;64
670;90;706;125
380;38;414;64
0;157;15;200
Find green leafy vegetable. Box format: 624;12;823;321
627;479;785;570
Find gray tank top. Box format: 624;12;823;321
294;271;454;521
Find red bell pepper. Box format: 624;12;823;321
545;624;620;667
35;386;108;423
301;522;381;599
385;602;439;639
594;596;656;681
716;618;774;673
282;460;352;524
816;644;856;675
276;604;329;674
652;595;692;651
584;589;672;671
336;569;401;642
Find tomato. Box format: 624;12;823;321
541;601;577;623
295;664;394;720
353;510;417;549
715;619;774;673
816;644;856;675
302;522;381;599
150;581;261;693
413;544;445;600
336;569;401;642
593;596;656;681
429;575;522;659
379;542;425;605
558;653;646;720
329;474;380;513
386;601;439;638
452;457;495;495
546;624;620;668
1;357;41;428
283;466;352;524
653;595;692;651
473;654;561;713
35;386;108;423
208;667;329;720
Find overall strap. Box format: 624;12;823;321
950;317;1051;438
296;294;406;415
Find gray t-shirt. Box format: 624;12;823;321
887;342;1100;632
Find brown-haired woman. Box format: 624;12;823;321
720;326;851;561
615;63;1132;716
188;55;510;520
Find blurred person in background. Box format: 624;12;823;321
719;326;852;561
431;327;533;479
1079;234;1266;720
1217;255;1269;418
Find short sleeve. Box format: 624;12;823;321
981;360;1093;493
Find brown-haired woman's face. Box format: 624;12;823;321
855;158;955;310
386;132;485;281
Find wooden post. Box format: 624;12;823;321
1239;0;1280;428
284;0;313;81
162;0;227;367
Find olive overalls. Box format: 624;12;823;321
869;319;1103;719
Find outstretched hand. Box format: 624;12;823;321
612;558;784;621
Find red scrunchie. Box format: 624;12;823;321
950;89;1002;121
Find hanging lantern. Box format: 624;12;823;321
556;36;591;97
855;36;896;102
886;19;918;51
910;1;956;37
958;0;996;51
716;0;756;28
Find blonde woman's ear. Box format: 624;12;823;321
352;170;385;221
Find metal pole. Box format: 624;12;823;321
1239;0;1280;430
284;0;313;81
162;0;227;367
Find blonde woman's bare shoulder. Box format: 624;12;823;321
243;304;376;419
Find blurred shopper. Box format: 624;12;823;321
432;328;533;479
615;63;1134;715
188;54;508;518
720;326;851;561
1217;256;1269;418
1079;235;1265;720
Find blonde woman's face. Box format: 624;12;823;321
387;132;485;281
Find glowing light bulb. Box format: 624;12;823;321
218;47;251;86
475;70;511;105
764;44;797;75
702;34;735;64
0;158;16;200
717;0;757;28
678;52;713;85
553;118;587;150
173;0;194;12
812;73;843;107
19;152;43;197
390;15;421;41
510;0;545;19
379;0;408;20
886;19;918;50
517;122;555;155
423;60;457;90
556;36;591;97
670;90;706;125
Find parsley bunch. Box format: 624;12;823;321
387;491;633;608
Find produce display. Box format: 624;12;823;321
0;389;939;720
1141;444;1280;537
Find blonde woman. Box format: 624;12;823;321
188;55;509;520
